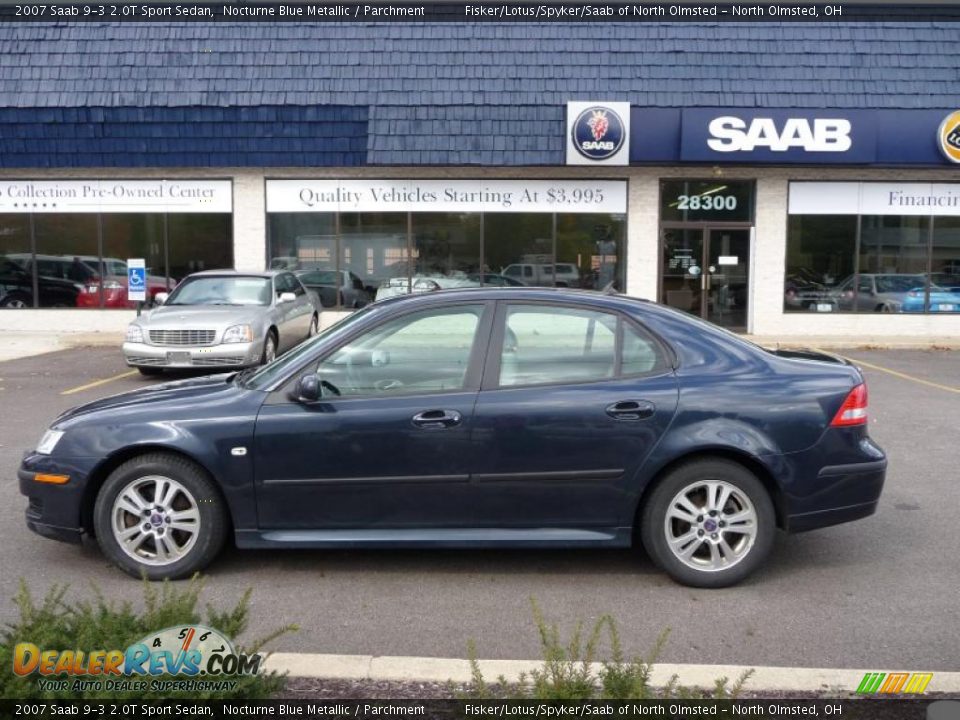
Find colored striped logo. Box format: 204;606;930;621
857;672;933;694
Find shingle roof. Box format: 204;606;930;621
1;22;958;166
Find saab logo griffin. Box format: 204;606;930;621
572;106;625;160
937;110;960;163
707;116;852;153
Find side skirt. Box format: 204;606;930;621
234;527;633;550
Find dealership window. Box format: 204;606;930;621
266;180;628;310
0;180;233;310
785;182;960;315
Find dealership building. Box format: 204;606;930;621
1;21;959;340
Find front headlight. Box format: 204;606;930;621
222;325;253;344
36;429;64;455
125;324;144;343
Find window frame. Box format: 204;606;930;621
479;300;672;392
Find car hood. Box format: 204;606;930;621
142;304;267;328
54;374;245;428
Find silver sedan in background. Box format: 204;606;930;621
123;270;321;376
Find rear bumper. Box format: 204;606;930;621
784;458;886;533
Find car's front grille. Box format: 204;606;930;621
127;356;166;366
149;329;216;346
192;357;245;366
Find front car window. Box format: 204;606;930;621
315;305;485;396
165;276;271;306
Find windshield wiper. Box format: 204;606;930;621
231;367;259;387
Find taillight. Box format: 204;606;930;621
831;383;868;427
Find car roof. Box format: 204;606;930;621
185;269;279;279
371;286;642;310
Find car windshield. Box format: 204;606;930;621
875;275;926;293
243;304;379;389
165;276;271;306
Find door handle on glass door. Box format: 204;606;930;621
605;400;655;421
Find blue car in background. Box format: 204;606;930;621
901;286;960;312
19;288;886;588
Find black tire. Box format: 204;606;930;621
308;313;319;337
260;329;278;365
0;292;30;308
640;458;775;588
137;367;164;377
93;452;228;580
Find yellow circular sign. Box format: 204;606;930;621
938;111;960;163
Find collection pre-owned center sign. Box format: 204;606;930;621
0;180;233;213
626;108;960;165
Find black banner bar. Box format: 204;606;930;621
0;698;948;720
2;2;960;21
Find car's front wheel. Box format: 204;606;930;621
640;458;775;588
93;453;228;580
260;330;278;365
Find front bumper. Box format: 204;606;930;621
123;339;263;369
18;454;95;545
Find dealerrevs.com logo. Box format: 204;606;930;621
13;624;262;692
572;106;625;160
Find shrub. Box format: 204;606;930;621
0;575;296;700
464;598;753;700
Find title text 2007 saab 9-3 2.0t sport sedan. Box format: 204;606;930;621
19;288;886;587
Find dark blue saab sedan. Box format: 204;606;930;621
19;288;886;587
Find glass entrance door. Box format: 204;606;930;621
660;227;750;330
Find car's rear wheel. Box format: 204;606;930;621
93;453;227;580
641;458;775;588
308;313;319;337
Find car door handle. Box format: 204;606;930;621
411;409;462;429
605;400;655;421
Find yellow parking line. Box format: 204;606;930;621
830;353;960;394
61;370;139;396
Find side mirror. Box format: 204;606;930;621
279;292;296;304
293;375;341;404
154;292;168;306
294;375;321;403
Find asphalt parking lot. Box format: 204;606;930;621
0;346;957;671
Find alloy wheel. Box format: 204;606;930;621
110;475;200;566
663;480;758;572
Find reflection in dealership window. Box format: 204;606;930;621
784;215;856;313
2;212;232;310
341;213;409;302
927;217;960;313
785;210;960;314
266;210;627;305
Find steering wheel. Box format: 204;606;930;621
374;378;405;392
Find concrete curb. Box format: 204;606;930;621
264;653;960;694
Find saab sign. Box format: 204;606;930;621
682;109;874;162
566;101;630;166
706;116;852;153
